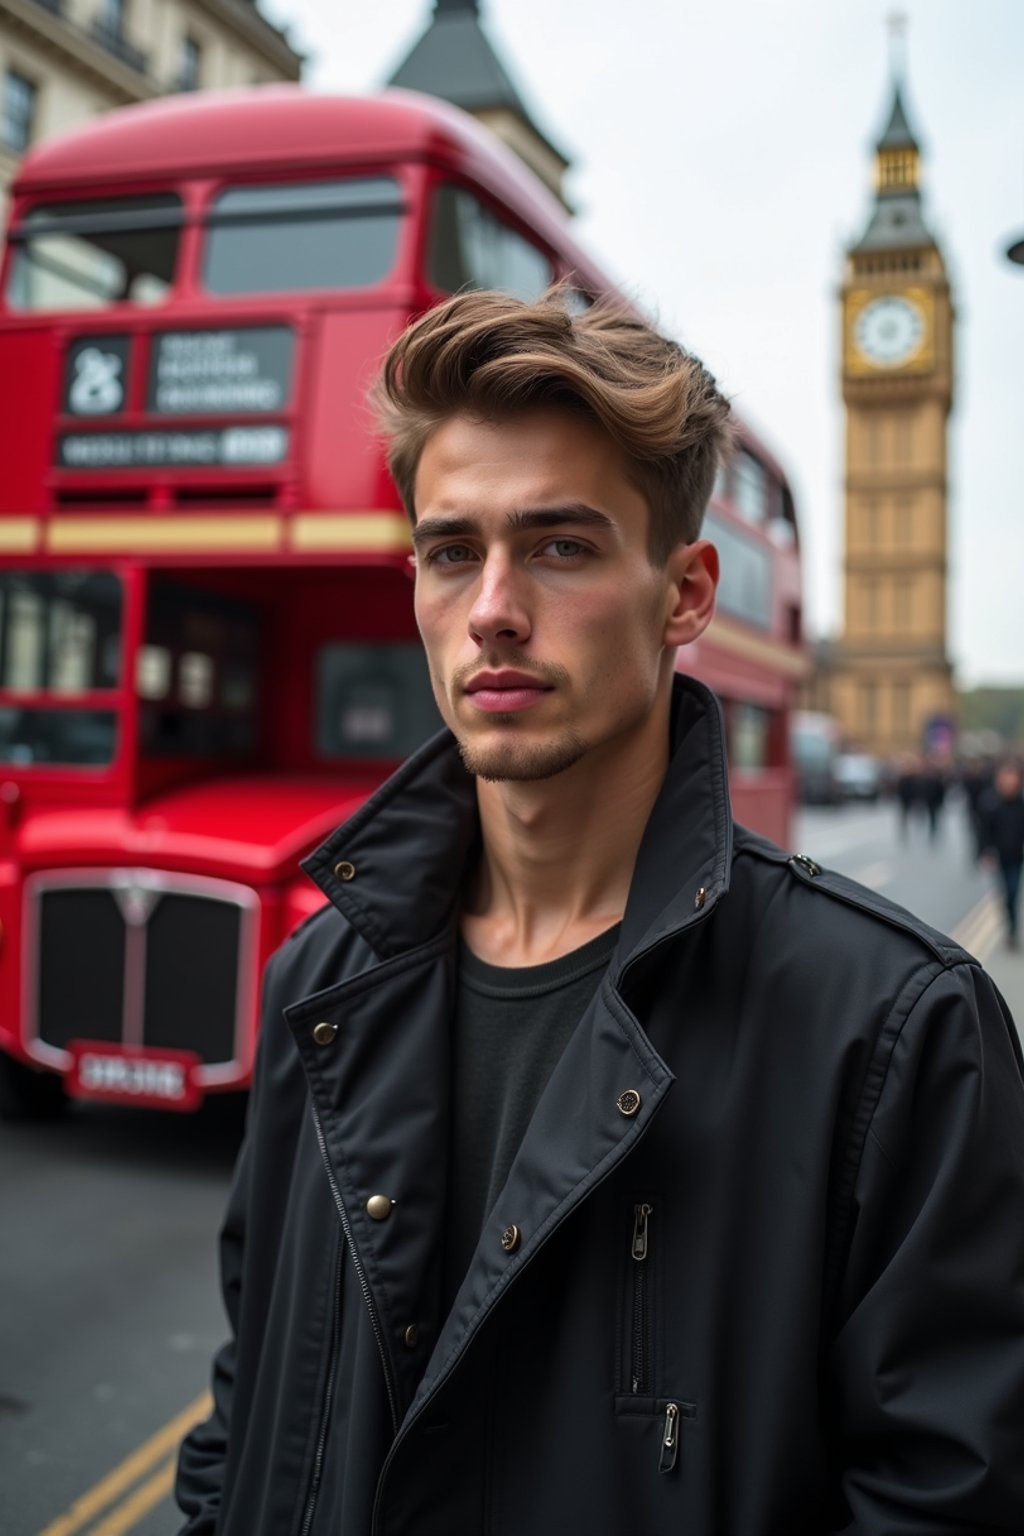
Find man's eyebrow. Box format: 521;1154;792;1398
411;504;617;547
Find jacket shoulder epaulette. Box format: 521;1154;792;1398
731;822;977;974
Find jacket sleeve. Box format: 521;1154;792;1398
174;960;273;1535
174;1137;251;1534
828;960;1024;1532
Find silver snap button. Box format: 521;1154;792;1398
694;886;707;910
366;1194;394;1221
312;1021;338;1046
500;1223;521;1254
334;860;356;882
616;1089;642;1117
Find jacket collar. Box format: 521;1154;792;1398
301;671;734;967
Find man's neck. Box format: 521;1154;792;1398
461;705;671;967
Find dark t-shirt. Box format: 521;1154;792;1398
443;923;621;1306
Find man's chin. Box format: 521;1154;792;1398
455;726;589;783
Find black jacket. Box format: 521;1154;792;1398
980;788;1024;866
177;678;1024;1536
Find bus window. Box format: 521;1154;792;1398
0;570;121;691
6;196;182;312
0;570;121;766
704;513;773;629
315;642;441;761
0;706;117;766
732;451;767;525
729;702;771;771
139;581;258;756
428;185;551;301
204;178;405;296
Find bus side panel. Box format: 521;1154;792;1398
0;330;59;516
0;856;26;1064
304;308;411;513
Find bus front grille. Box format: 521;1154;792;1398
30;872;255;1069
38;889;125;1050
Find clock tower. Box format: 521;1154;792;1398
826;73;956;756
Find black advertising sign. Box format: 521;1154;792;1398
57;426;290;470
63;336;132;417
148;327;294;415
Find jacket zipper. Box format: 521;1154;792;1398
304;1103;399;1536
298;1239;343;1536
659;1402;680;1474
630;1201;652;1394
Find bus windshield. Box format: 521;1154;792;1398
6;196;182;313
203;177;406;296
0;570;122;766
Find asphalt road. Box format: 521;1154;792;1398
0;1099;244;1536
0;792;1016;1536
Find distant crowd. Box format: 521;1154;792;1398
894;754;1024;949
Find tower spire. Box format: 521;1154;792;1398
851;22;931;254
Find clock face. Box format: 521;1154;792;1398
853;295;925;367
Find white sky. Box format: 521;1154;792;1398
263;0;1024;686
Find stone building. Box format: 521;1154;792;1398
0;0;302;217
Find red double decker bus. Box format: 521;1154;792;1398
0;87;805;1115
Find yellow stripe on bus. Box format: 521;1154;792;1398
0;518;41;552
290;511;412;552
47;516;282;554
35;1390;212;1536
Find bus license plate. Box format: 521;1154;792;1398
67;1042;203;1112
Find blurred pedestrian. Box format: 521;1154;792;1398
920;758;946;842
961;757;994;862
980;760;1024;949
895;753;919;841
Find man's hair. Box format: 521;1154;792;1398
371;284;734;563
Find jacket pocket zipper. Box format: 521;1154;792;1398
659;1402;680;1474
630;1201;653;1394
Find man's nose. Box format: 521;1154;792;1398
468;553;531;647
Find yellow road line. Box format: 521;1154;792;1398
952;891;1001;962
35;1390;212;1536
86;1459;177;1536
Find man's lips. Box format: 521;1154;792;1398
463;671;554;714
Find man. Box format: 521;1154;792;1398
177;289;1024;1535
980;758;1024;949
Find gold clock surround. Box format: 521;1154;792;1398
844;286;935;376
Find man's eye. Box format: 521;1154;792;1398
543;538;588;559
429;545;475;566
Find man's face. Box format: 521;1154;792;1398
997;764;1022;798
411;408;713;782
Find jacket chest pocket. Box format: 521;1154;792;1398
626;1200;655;1394
615;1199;695;1475
620;1199;658;1396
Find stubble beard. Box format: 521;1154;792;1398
441;655;587;782
455;721;589;783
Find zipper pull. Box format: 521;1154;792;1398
659;1402;680;1474
631;1202;652;1261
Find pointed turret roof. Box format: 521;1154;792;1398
877;82;920;153
852;75;933;254
389;2;533;127
386;1;569;195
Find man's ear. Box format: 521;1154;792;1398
662;539;718;648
